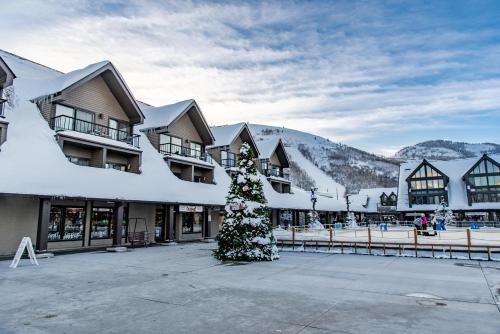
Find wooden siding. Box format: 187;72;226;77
270;151;281;166
61;75;131;126
38;101;55;123
168;112;203;145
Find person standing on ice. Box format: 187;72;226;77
421;214;429;236
414;216;422;235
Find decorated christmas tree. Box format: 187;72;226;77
214;143;279;261
345;212;358;228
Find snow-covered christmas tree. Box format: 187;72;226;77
431;199;454;227
307;211;325;230
214;143;279;261
345;212;358;228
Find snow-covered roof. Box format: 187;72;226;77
350;187;398;213
31;61;110;101
139;99;194;130
397;155;500;212
208;123;247;148
0;50;347;212
255;138;281;160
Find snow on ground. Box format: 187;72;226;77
274;226;500;246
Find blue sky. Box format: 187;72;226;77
1;0;499;155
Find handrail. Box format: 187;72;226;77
159;143;213;164
50;115;140;148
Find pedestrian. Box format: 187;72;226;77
414;216;422;235
421;214;429;236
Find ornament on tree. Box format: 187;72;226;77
214;142;279;261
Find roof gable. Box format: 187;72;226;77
141;99;214;145
405;159;449;182
209;123;260;156
462;154;500;179
256;138;289;167
32;62;144;124
0;56;16;88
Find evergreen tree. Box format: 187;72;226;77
431;199;454;227
214;143;279;261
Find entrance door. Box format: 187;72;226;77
155;205;166;242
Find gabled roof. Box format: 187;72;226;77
140;99;215;144
208;123;260;156
462;154;500;179
0;56;16;88
353;187;398;213
397;155;500;211
256;138;290;167
31;61;144;124
405;159;449;182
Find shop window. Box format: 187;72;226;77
48;206;85;241
91;207;113;239
105;162;127;171
67;156;91;167
182;212;203;234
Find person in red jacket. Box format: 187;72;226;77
421;214;429;236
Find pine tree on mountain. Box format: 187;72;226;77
214;143;279;261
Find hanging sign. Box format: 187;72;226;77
10;237;39;269
179;205;204;213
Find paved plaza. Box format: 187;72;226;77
1;243;499;334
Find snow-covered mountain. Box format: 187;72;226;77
394;140;500;161
249;124;399;194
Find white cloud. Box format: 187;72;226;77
0;0;499;154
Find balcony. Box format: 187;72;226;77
159;143;213;164
50;115;140;148
263;168;290;180
221;158;236;169
0;98;6;117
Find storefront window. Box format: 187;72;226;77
48;206;85;241
91;207;113;239
181;212;203;234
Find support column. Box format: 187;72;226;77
36;198;51;252
112;202;124;246
204;207;210;238
83;201;92;247
168;205;175;241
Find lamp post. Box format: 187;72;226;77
310;187;318;211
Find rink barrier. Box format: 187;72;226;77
277;227;500;260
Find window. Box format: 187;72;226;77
109;119;129;141
55;105;95;132
181;212;203;234
48;207;85;241
190;142;202;158
221;151;236;168
467;157;500;204
105;162;127;171
55;104;75;130
261;160;269;171
91;207;113;239
159;134;182;154
67;156;90;167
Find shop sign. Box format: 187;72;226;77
179;205;204;213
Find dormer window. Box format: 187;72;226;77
407;161;448;206
464;156;500;204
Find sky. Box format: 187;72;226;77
1;0;499;156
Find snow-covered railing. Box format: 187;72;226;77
50;115;140;148
0;98;6;117
159;143;213;164
263;168;290;180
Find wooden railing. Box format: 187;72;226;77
274;226;500;260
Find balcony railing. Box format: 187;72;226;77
159;143;213;164
0;98;6;117
50;115;140;148
221;158;236;169
264;168;290;180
